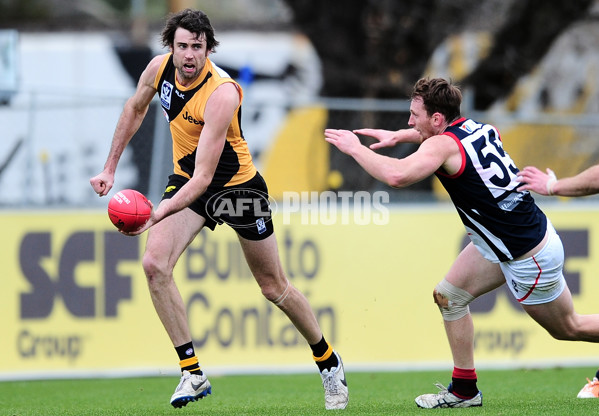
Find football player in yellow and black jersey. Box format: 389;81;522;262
90;9;348;411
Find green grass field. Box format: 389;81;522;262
1;367;597;415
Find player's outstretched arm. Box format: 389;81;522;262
518;165;599;197
353;128;422;150
90;55;165;197
324;129;452;188
516;166;556;196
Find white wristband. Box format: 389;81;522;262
546;169;557;196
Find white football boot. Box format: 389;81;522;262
320;352;349;410
170;370;212;408
415;382;482;408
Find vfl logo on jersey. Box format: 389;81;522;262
160;80;174;110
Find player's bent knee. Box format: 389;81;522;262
141;251;171;284
433;279;475;322
260;285;279;302
141;252;160;275
262;279;292;306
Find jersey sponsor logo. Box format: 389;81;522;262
160;80;173;110
182;111;204;125
499;192;524;211
175;89;185;99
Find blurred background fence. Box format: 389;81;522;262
3;0;599;209
2;0;599;209
2;91;599;209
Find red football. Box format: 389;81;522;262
107;189;152;233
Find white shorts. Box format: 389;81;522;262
499;223;566;305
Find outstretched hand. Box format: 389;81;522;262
324;129;362;155
353;128;397;150
517;166;556;196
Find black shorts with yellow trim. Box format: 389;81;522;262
161;172;274;241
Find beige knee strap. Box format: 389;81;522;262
433;279;475;321
273;280;291;306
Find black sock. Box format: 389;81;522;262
310;336;339;372
450;378;478;399
175;342;202;375
449;367;478;398
595;369;599;380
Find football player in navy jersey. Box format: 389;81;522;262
325;77;599;408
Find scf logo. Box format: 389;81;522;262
19;231;137;318
205;188;277;230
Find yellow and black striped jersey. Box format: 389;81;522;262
154;54;256;187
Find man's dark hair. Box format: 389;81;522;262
411;78;462;123
161;9;220;52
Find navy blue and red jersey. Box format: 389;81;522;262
435;117;547;262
